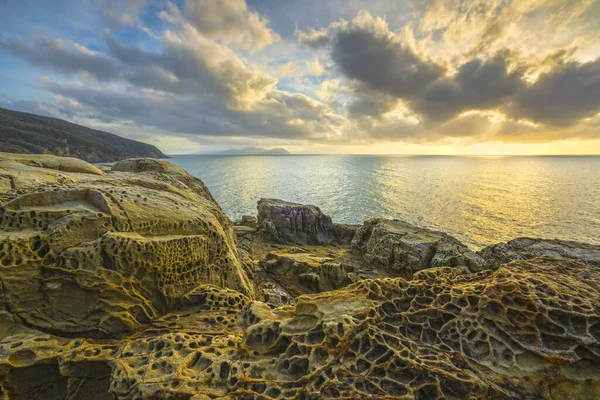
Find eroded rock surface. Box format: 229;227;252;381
1;154;600;400
0;154;255;339
479;237;600;269
1;258;599;399
259;251;354;297
257;198;358;245
352;218;487;277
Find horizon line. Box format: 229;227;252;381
165;153;600;157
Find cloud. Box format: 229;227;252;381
297;9;600;144
296;27;330;49
307;57;325;76
96;0;149;27
513;58;600;126
1;0;600;151
329;13;443;100
38;76;341;142
0;35;120;80
414;56;524;121
277;62;301;77
316;79;341;101
185;0;280;51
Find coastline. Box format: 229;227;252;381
1;153;599;399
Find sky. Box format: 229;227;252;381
1;0;599;155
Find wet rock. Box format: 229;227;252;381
257;198;359;245
479;237;600;269
351;218;487;277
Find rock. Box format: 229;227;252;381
0;152;104;176
0;155;255;338
2;154;600;400
111;157;187;175
257;198;359;245
0;152;104;203
351;218;487;277
479;237;600;269
260;251;354;296
233;225;256;253
2;258;598;399
335;223;361;244
236;215;258;229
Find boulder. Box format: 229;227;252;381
351;218;487;276
257;198;359;245
0;155;255;338
479;237;600;269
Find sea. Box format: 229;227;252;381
169;155;600;250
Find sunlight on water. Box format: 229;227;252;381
170;155;600;249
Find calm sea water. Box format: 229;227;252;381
169;155;600;249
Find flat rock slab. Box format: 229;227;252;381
479;237;600;269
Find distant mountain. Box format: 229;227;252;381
0;107;166;163
218;147;291;155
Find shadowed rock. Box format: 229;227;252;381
479;237;600;269
257;198;358;245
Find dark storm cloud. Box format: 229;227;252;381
513;58;600;127
414;56;524;121
302;12;600;133
324;17;523;123
346;89;398;118
330;23;443;100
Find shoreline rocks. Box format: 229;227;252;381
478;237;600;269
0;153;255;339
257;198;359;245
351;218;488;277
1;153;600;399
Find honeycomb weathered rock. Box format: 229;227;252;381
2;258;598;399
260;251;354;296
0;154;255;338
1;153;600;400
